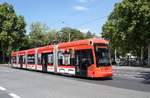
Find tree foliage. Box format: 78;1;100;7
28;22;56;48
85;31;95;39
102;0;150;56
28;25;95;47
59;27;85;42
0;2;26;62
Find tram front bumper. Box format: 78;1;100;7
88;67;113;78
93;71;113;78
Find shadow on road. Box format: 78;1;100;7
54;73;113;81
135;71;150;84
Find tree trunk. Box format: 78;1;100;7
148;43;150;65
2;50;5;64
141;46;144;65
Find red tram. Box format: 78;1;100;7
11;38;113;78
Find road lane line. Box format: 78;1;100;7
9;93;21;98
0;86;6;91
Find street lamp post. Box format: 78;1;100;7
127;53;131;66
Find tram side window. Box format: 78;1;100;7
63;53;70;65
22;56;26;64
27;55;35;64
75;49;94;67
58;49;75;66
12;57;16;63
19;56;23;64
47;53;53;65
38;54;41;65
70;49;76;66
57;51;63;66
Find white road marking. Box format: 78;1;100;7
9;93;21;98
0;86;6;91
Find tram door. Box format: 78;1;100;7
19;56;23;68
42;53;48;72
75;50;87;77
75;49;93;77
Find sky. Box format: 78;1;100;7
0;0;121;36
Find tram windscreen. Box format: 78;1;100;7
95;48;110;66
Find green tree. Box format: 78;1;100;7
59;27;84;42
0;2;26;63
85;31;95;39
28;22;56;47
102;0;150;57
28;22;48;47
43;30;56;45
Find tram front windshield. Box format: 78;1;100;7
95;47;111;67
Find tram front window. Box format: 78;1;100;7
95;48;110;67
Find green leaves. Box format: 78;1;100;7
102;0;150;56
0;2;26;62
59;27;84;42
59;27;95;42
28;22;57;47
28;24;95;48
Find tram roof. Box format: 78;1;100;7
58;38;109;48
38;45;53;53
11;38;109;55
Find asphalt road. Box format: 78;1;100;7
0;65;150;98
0;91;11;98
